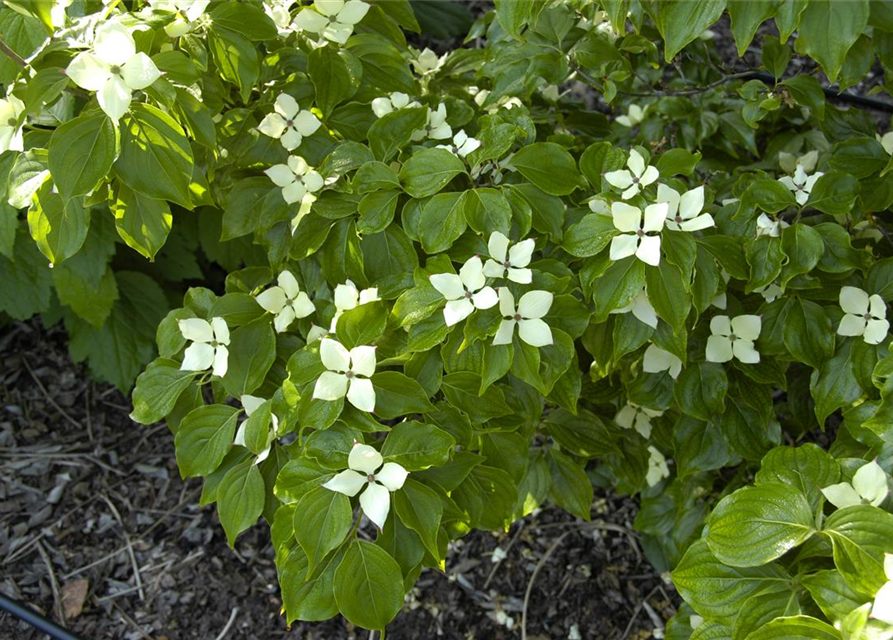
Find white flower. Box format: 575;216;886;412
492;288;554;347
754;283;782;303
257;93;322;151
312;338;376;412
872;554;893;624
609;201;668;266
264;155;324;204
878;132;893;156
179;317;230;377
482;232;534;284
234;395;279;464
605;149;659;200
615;402;663;439
436;130;481;158
65;22;161;122
264;0;295;30
821;459;888;509
706;315;761;364
657;184;714;232
429;256;498;326
412;47;445;76
292;0;370;44
371;92;419;118
755;213;788;238
616;104;645;127
778;150;818;174
0;93;25;154
411;103;452;141
256;270;315;333
148;0;210;37
837;286;889;345
610;289;658;328
778;165;823;206
646;446;670;487
330;279;379;330
323;442;408;529
643;345;682;379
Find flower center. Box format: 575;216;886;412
503;260;511;268
636;229;645;238
632;176;640;184
729;334;738;342
864;312;873;320
286;119;294;127
513;313;522;322
6;117;15;127
675;215;683;223
367;473;375;482
110;65;122;75
345;370;355;379
464;291;473;299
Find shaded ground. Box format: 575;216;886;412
0;320;673;640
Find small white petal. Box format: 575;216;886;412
459;256;486;292
273;306;296;333
840;286;870;315
94;22;136;66
321;338;351;372
97;75;132;122
212;345;229;377
482;260;506;279
615;405;636;429
179;318;214;342
732;339;760;364
706;335;733;363
359;482;390;529
292;292;316;319
864;319;890;345
519;318;553;347
211;318;229;344
472;286;498;310
282;181;306;204
349;346;377;377
611;202;642;233
627;149;646;176
313;371;349;400
265;164;296;188
642;203;668;233
66;52;110;91
256;287;287;314
430;273;465;300
376;462;408;491
710;316;732;337
488;231;510;262
837;314;867;337
443;299;475;326
293;110;322;136
731;315;761;341
635;235;662;266
508;238;535;267
335;281;359;310
121;53;160;90
181;342;215;371
640;165;659;186
347;378;375;412
323;469;367;497
507;267;533;284
518;290;553;319
293;7;329;32
323;21;354;44
349;443;383;474
605;169;634;190
241;395;265;416
853;460;888;506
610;234;638;261
274;93;300;119
821;482;863;509
338;0;370;24
258;112;287;139
492;319;516;345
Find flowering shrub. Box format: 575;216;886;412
4;0;893;636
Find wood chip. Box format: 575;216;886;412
62;578;89;619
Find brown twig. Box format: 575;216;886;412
36;541;65;624
21;358;84;431
617;585;662;640
213;607;239;640
483;521;525;589
521;529;574;640
0;35;27;68
100;494;145;602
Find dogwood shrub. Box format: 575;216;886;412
4;0;893;637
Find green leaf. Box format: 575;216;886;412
335;301;388;349
0;229;52;319
208;25;259;103
546;449;592;520
400;148;465;198
309;46;363;117
739;179;798;215
645;261;690;330
394;478;443;559
779;223;823;287
821;505;893;595
579;141;625;189
294;485;352;574
279;544;341;623
801;570;870;621
441;372;512;422
794;0;869;82
370;371;434;420
706;485;815;567
650;0;727;61
828;137;887;178
418;191;466;253
494;0;533;39
762;36;792;79
656;149;702;177
130;358;196;424
728;1;777;56
334;541;404;630
675;363;728;421
806;172;859;215
463;188;511;236
672;539;790;619
562;213;615;257
810;340;863;427
368;107;427;162
175;404;240;477
115;103;194;208
592;256;646;322
217;460;265;546
746;235;784;292
47;111;117;202
509;142;582;196
754;444;840;498
543;408;619;457
27;181;89;264
223;316;276;397
781;74;825;119
357;190;399;235
743;616;842;640
53;263;118;328
209;1;277;40
782;299;833;369
110;184;172;260
381;420;454;470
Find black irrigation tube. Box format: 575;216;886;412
0;591;85;640
747;71;893;112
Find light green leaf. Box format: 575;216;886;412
510;142;582;196
399;148;465;199
394;478;443;560
794;0;869;82
110;183;172;260
175;404;240;477
47;111;117;202
294;485;352;574
381;420;455;470
650;0;727;61
130;357;196;424
27;180;89;264
217;460;265;547
333;541;404;630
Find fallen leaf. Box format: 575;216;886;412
61;578;89;619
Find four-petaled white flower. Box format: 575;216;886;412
66;21;161;122
264;0;295;30
235;395;279;464
646;446;670;487
493;289;554;347
0;93;25;154
821;459;888;509
429;256;498;326
331;279;379;330
483;232;534;284
412;47;445;76
778;150;818;175
643;344;682;379
605;149;659;200
615;402;663;439
323;442;408;529
264;155;324;204
179;317;230;377
755;213;788;238
148;0;210;37
837;286;889;345
778;165;823;206
257;93;322;151
609;201;668;266
371;92;420;118
256;270;315;333
706;315;761;364
872;554;893;624
292;0;370;44
312;338;376;412
411;103;452;141
657;184;714;232
616;104;645;128
436;130;481;158
610;289;658;328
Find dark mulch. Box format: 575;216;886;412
0;320;673;640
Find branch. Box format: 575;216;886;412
574;64;755;98
0;35;27;68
